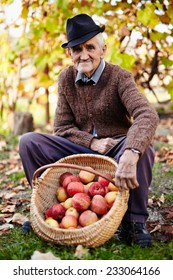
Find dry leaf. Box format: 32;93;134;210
0;191;6;199
0;217;6;224
13;185;26;193
3;192;16;200
74;245;89;259
0;213;12;218
1;204;16;213
150;224;161;233
31;250;60;260
0;223;14;232
161;225;173;235
12;213;29;225
148;198;153;207
5;166;20;175
159;193;164;204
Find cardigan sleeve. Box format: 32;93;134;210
117;70;159;154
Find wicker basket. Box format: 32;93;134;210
30;154;129;247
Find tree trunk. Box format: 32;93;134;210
12;111;34;135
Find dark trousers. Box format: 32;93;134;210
19;132;155;223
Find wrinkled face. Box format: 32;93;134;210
68;36;106;77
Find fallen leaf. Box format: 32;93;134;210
3;192;16;200
1;205;16;213
166;212;173;219
20;177;28;185
5;166;20;175
0;213;12;218
31;250;60;260
159;193;164;204
150;224;161;233
161;225;173;235
0;217;6;224
13;185;26;193
74;245;89;259
0;223;14;235
148;198;154;207
12;213;29;225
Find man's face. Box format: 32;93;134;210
68;36;106;77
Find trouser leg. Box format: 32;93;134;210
106;137;155;223
19;132;97;186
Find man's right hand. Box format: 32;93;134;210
90;138;119;154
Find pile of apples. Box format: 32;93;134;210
44;168;119;229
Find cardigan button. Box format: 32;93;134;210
89;113;93;117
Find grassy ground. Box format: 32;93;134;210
0;129;173;260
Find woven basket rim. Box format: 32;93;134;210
32;153;118;187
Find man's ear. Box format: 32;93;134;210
67;48;72;57
101;44;107;58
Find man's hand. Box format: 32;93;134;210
90;138;119;154
114;149;140;190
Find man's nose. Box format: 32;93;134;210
80;48;89;60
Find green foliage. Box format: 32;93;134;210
0;0;173;127
137;3;159;28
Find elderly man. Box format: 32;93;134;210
19;14;159;247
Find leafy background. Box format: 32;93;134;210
0;0;173;130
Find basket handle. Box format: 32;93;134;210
32;162;116;187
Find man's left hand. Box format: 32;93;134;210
114;149;140;190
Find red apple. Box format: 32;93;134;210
56;186;68;202
105;191;118;209
98;173;112;187
45;206;53;218
84;182;93;194
90;195;108;215
67;181;84;196
62;175;81;189
59;172;73;185
79;210;98;227
61;215;78;229
45;217;59;228
72;193;91;212
65;207;79;219
51;203;66;220
63;197;73;209
79;167;95;183
88;182;106;197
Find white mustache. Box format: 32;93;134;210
79;59;92;63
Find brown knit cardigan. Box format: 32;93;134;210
54;62;159;154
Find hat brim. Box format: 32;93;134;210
61;25;105;49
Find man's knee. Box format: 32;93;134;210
19;132;38;152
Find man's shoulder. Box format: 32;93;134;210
58;65;76;81
105;62;132;78
105;62;130;73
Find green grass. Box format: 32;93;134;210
7;171;25;181
0;226;173;260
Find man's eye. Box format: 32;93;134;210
87;45;95;50
72;47;81;52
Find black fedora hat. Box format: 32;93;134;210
61;14;105;49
